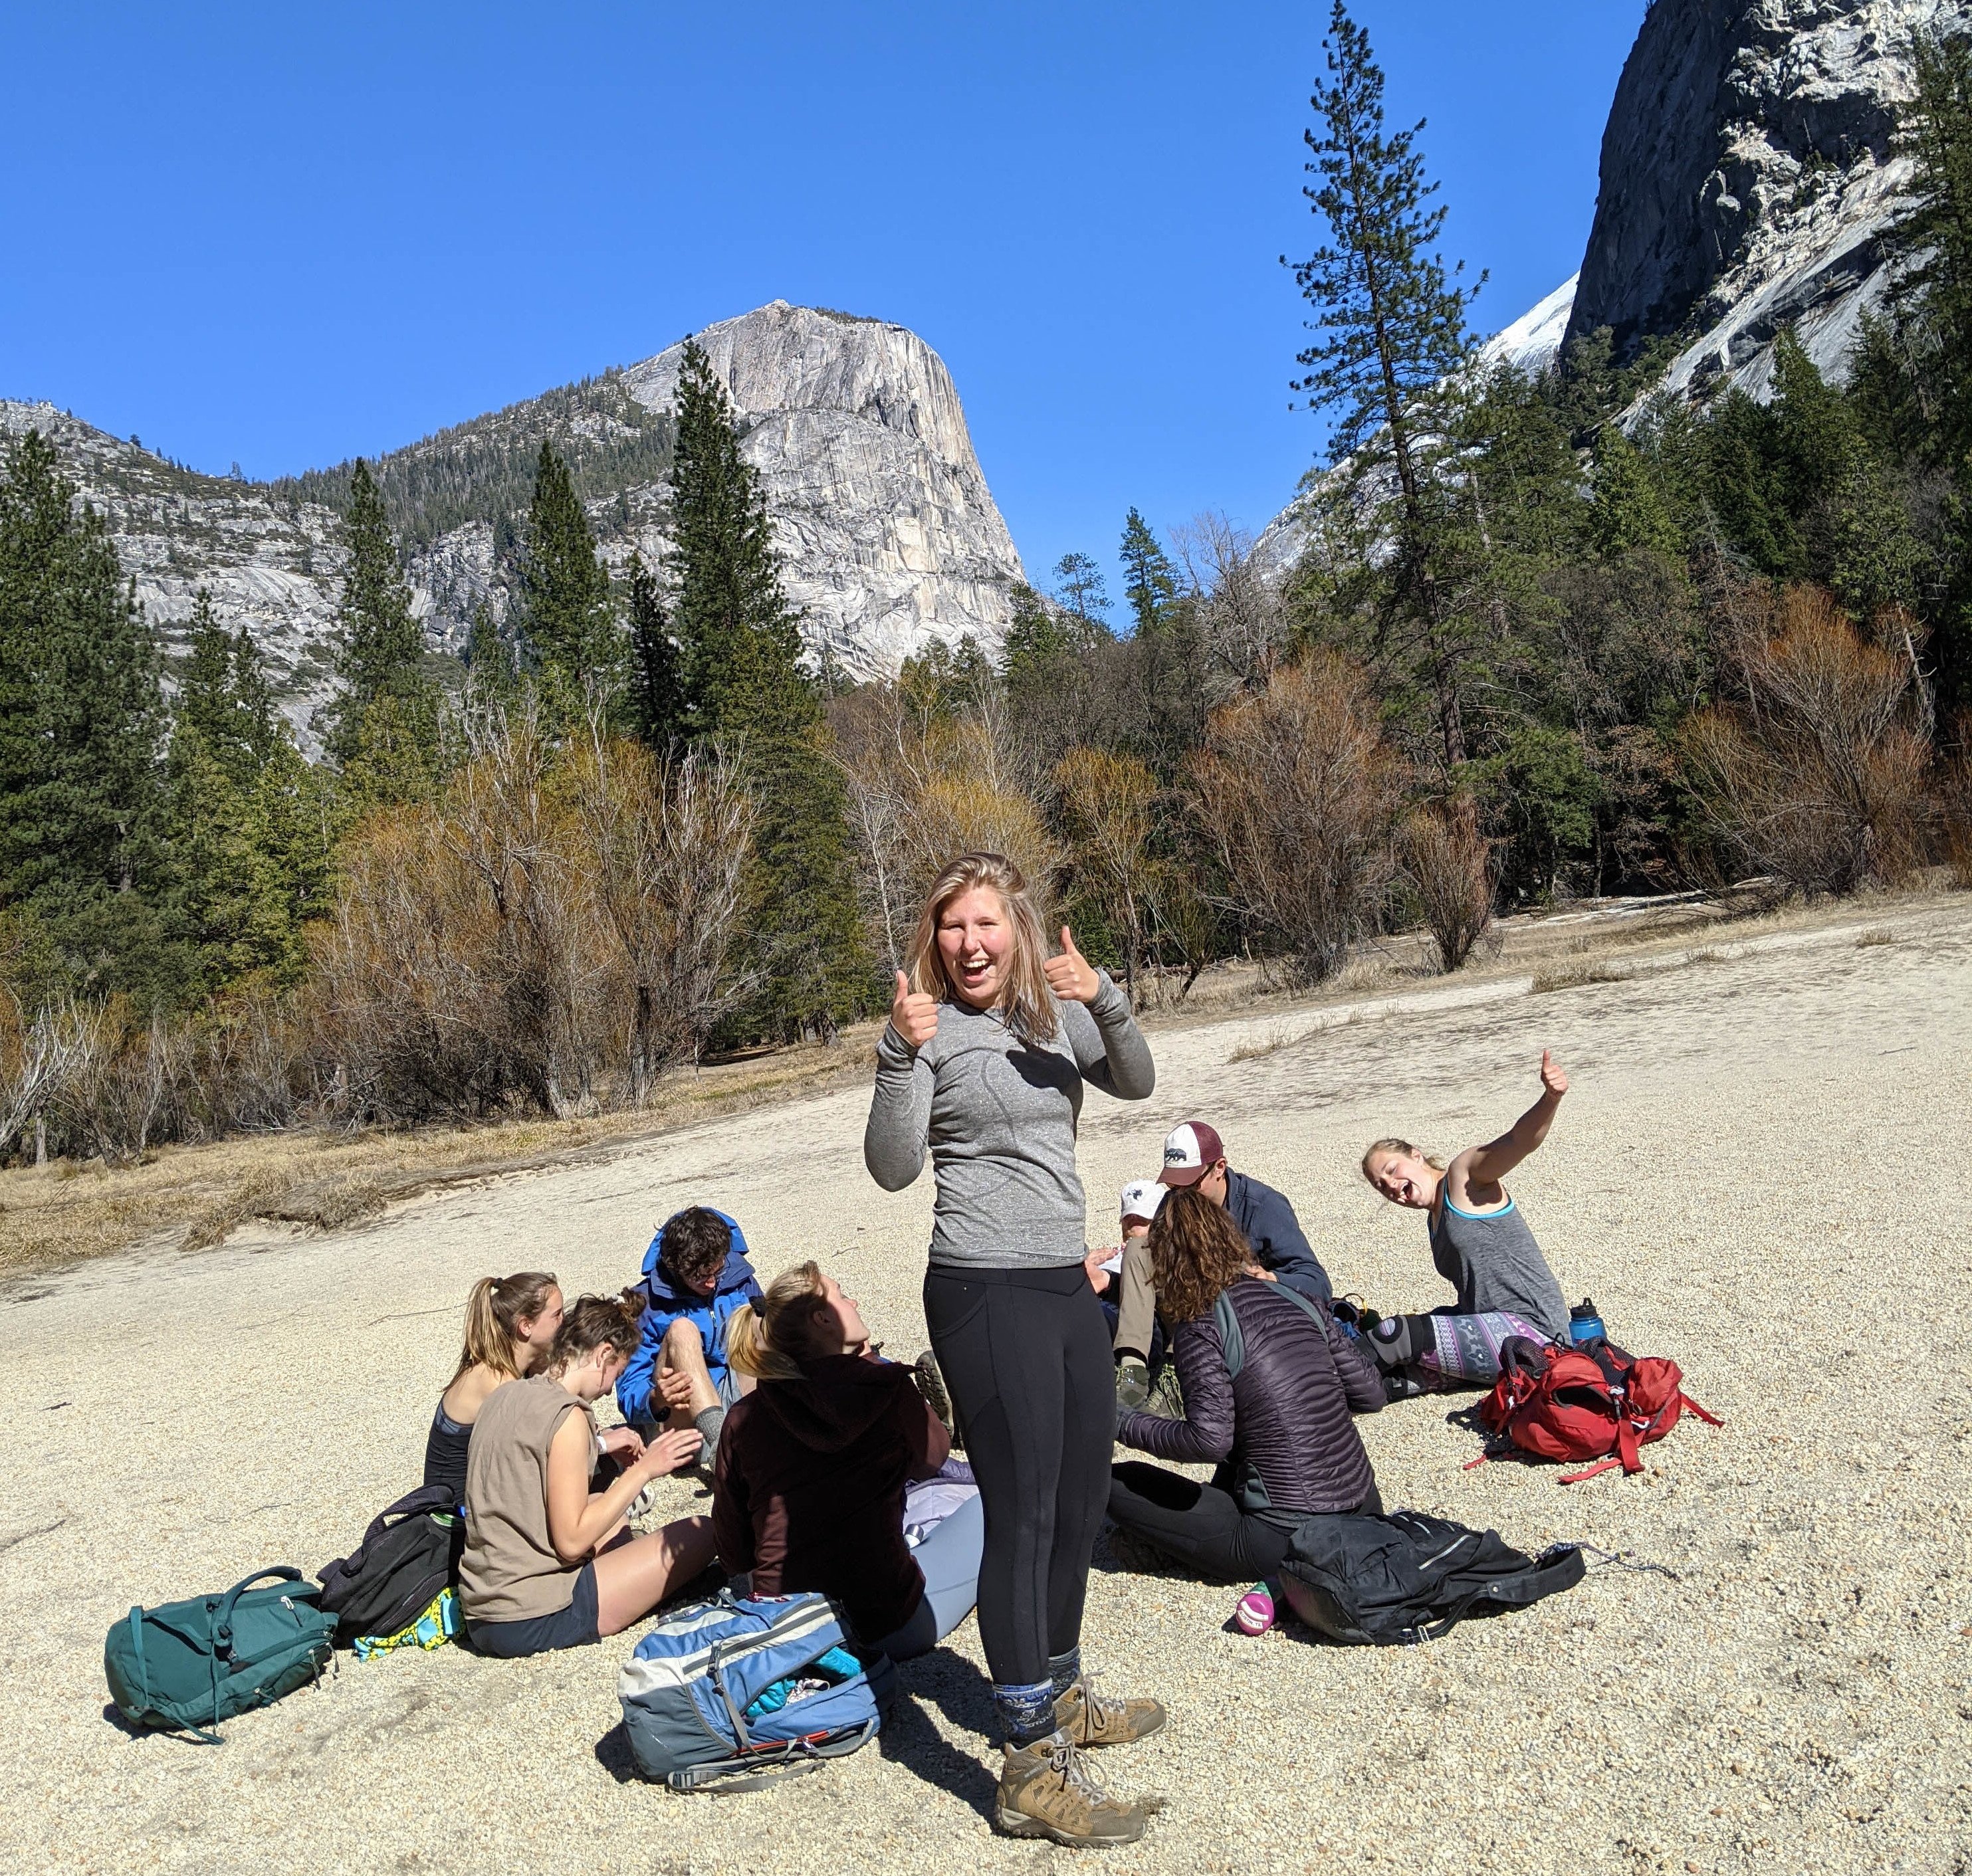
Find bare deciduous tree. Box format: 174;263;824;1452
1682;585;1930;896
1402;795;1494;972
1189;653;1408;985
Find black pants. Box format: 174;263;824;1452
923;1263;1113;1687
1107;1462;1385;1584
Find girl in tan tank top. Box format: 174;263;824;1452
460;1291;716;1653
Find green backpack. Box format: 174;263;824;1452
104;1566;336;1744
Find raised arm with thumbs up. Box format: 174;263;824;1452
1043;926;1102;1005
889;968;940;1051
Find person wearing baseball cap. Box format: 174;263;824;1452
1084;1178;1166;1409
1157;1120;1333;1304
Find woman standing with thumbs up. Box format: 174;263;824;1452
865;851;1160;1847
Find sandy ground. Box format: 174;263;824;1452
5;896;1971;1874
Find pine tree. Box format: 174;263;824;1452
1119;509;1178;638
1285;1;1484;764
324;460;436;771
625;551;687;750
167;599;327;989
518;441;621;701
665;338;865;1035
1887;29;1972;465
0;430;177;997
1051;552;1113;634
463;601;517;702
1590;427;1685;560
1287;2;1481;507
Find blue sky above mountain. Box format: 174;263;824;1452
0;1;1644;604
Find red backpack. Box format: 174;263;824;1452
1474;1337;1721;1483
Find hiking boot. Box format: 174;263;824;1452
913;1349;960;1449
1055;1675;1166;1748
1115;1356;1150;1411
1382;1368;1428;1403
996;1731;1150;1845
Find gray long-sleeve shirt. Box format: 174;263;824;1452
863;972;1156;1270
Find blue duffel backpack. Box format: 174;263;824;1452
617;1590;894;1791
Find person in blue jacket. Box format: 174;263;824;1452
1156;1120;1333;1303
617;1205;764;1455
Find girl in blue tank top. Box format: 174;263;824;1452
1351;1053;1574;1396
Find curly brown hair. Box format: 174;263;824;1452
1148;1184;1254;1323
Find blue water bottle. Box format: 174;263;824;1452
1568;1297;1605;1346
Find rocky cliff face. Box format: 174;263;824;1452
1;302;1025;746
1567;0;1972;397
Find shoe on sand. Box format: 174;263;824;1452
996;1731;1150;1845
1115;1356;1150;1411
1055;1675;1166;1748
913;1349;959;1449
1235;1582;1277;1635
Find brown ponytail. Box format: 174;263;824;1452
450;1271;559;1387
548;1287;646;1374
726;1262;832;1382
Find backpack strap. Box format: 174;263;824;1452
1213;1291;1244;1381
1416;1543;1587;1639
1679;1391;1723;1427
665;1717;881;1793
125;1606;222;1744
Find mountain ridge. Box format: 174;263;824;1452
1;301;1026;746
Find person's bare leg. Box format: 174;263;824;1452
659;1318;720;1429
593;1514;720;1635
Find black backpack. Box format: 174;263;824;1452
1279;1509;1584;1645
316;1485;464;1647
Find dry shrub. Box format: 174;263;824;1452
1402;796;1494;972
833;688;1061;968
1683;585;1929;895
1940;718;1972;889
0;993;98;1160
1188;653;1408;986
316;714;754;1124
1053;746;1159;1003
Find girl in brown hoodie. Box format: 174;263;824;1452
712;1262;983;1660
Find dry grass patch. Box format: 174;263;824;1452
1855;927;1900;948
0;1038;875;1280
1531;960;1632;994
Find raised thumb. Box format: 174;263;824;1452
1060;925;1079;956
894;968;911;1001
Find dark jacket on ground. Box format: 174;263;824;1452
712;1353;948;1645
1226;1171;1333;1303
1117;1277;1382;1520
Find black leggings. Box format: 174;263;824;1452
923;1263;1113;1687
1107;1462;1384;1584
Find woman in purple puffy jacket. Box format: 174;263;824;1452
1108;1185;1384;1635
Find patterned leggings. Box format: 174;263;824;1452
1370;1309;1549;1390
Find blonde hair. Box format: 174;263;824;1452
449;1271;558;1388
1360;1138;1447;1184
907;851;1059;1047
726;1261;833;1382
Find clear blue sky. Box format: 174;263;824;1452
1;1;1644;604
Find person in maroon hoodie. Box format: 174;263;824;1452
712;1261;984;1661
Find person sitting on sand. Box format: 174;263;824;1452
616;1205;763;1454
459;1291;716;1658
712;1261;984;1661
1354;1051;1574;1397
1157;1120;1333;1303
1109;1185;1384;1638
424;1272;641;1509
1083;1179;1166;1410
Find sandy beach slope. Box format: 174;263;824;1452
3;898;1969;1873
